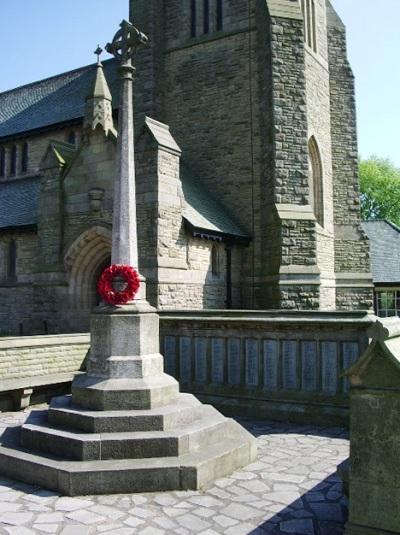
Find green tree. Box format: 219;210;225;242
359;156;400;226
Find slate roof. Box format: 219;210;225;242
0;177;40;230
181;167;249;241
362;221;400;284
0;59;119;141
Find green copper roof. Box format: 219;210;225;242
0;59;119;141
181;166;249;241
0;177;40;230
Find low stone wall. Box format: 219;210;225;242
0;312;374;423
159;310;374;425
0;334;90;410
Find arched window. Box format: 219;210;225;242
211;244;220;277
308;136;324;227
0;147;5;178
8;240;17;280
301;0;317;53
10;145;17;176
68;131;76;146
21;142;28;173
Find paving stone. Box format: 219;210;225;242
176;513;211;531
33;525;58;534
65;509;107;525
0;411;350;535
60;527;95;535
140;527;166;535
35;512;65;523
123;516;145;527
309;503;344;522
55;498;95;512
220;503;260;521
213;514;238;527
280;519;315;534
0;511;34;525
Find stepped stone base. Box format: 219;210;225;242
0;305;257;495
0;393;256;495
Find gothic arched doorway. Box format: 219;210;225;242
64;226;111;331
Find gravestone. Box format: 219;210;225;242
344;317;400;535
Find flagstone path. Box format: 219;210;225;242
0;407;349;535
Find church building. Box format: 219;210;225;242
0;0;373;335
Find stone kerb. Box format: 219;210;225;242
344;317;400;535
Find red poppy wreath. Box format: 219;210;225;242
97;264;140;306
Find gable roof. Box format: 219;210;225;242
181;166;249;242
362;220;400;284
0;177;40;231
0;59;119;142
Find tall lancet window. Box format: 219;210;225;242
301;0;317;53
190;0;224;38
203;0;210;34
0;148;5;178
216;0;223;31
191;0;197;37
21;142;28;173
10;145;17;176
8;240;17;280
308;136;324;227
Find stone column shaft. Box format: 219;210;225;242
112;61;139;269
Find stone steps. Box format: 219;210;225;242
20;405;229;461
47;393;204;432
0;419;256;495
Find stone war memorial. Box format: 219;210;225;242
0;0;398;534
0;19;256;495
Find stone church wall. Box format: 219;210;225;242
327;5;373;311
304;0;335;309
0;233;38;335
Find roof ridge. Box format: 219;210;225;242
0;58;115;97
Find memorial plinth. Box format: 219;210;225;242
0;21;256;495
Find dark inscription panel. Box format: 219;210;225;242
164;336;176;376
282;340;298;390
211;338;224;384
321;341;338;395
342;341;359;392
194;337;208;384
179;336;192;383
263;340;278;391
228;338;241;385
301;341;317;392
245;339;259;387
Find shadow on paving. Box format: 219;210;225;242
238;418;349;535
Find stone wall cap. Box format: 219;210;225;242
345;318;400;388
265;0;303;20
144;116;181;154
0;333;90;350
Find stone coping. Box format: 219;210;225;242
0;333;90;350
0;372;84;393
159;310;375;325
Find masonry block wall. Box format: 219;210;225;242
326;1;373;311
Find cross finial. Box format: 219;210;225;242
94;45;103;65
105;20;148;65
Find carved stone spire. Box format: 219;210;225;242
83;46;115;136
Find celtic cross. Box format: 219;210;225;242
105;20;148;66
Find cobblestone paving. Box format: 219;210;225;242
0;408;349;535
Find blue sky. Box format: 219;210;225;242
0;0;399;166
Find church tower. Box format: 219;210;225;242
129;0;373;311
